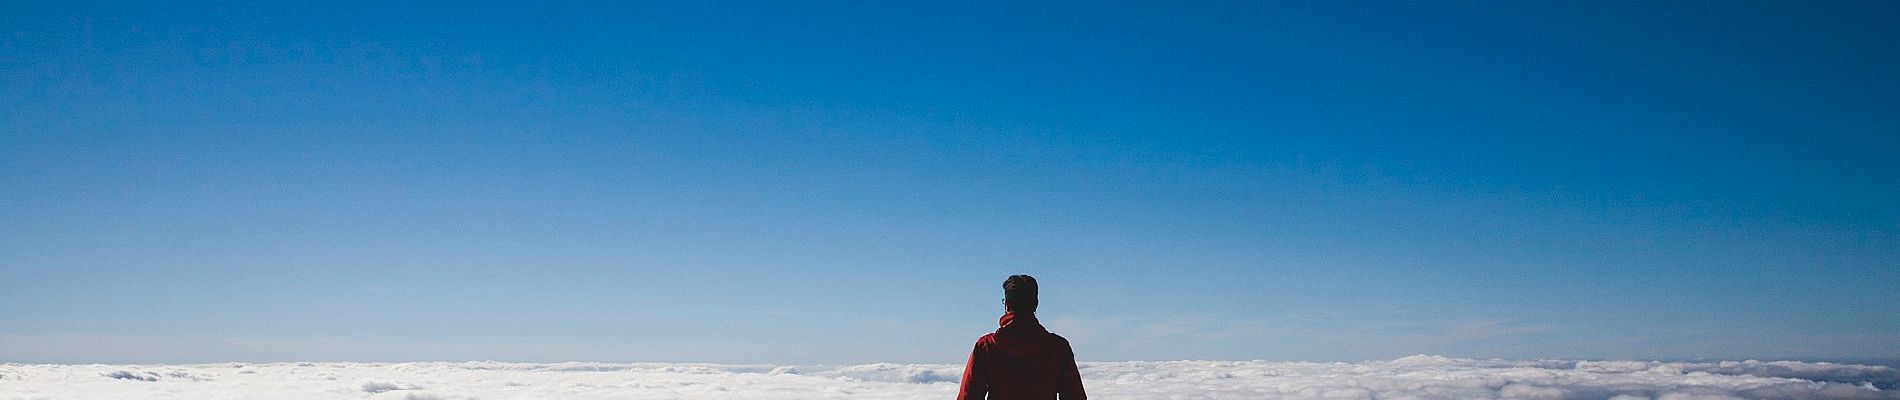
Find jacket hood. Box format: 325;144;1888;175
991;312;1050;357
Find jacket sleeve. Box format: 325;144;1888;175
956;341;989;400
1057;341;1086;400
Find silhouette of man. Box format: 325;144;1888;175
957;275;1086;400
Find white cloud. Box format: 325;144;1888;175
1;355;1894;399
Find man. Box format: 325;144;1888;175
957;275;1087;400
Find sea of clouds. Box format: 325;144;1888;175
3;355;1895;399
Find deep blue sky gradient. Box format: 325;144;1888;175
3;1;1897;363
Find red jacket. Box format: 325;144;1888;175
957;312;1086;400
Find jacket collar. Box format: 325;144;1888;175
998;311;1046;333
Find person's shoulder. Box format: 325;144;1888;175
1043;332;1078;358
974;332;999;346
1045;332;1073;347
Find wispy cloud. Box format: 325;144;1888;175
1042;312;1562;361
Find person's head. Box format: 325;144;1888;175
1002;274;1038;314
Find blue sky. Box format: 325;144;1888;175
2;1;1897;364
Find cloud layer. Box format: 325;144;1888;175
3;355;1894;399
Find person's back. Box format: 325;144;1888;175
958;275;1086;400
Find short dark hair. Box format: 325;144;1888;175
1004;274;1038;313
